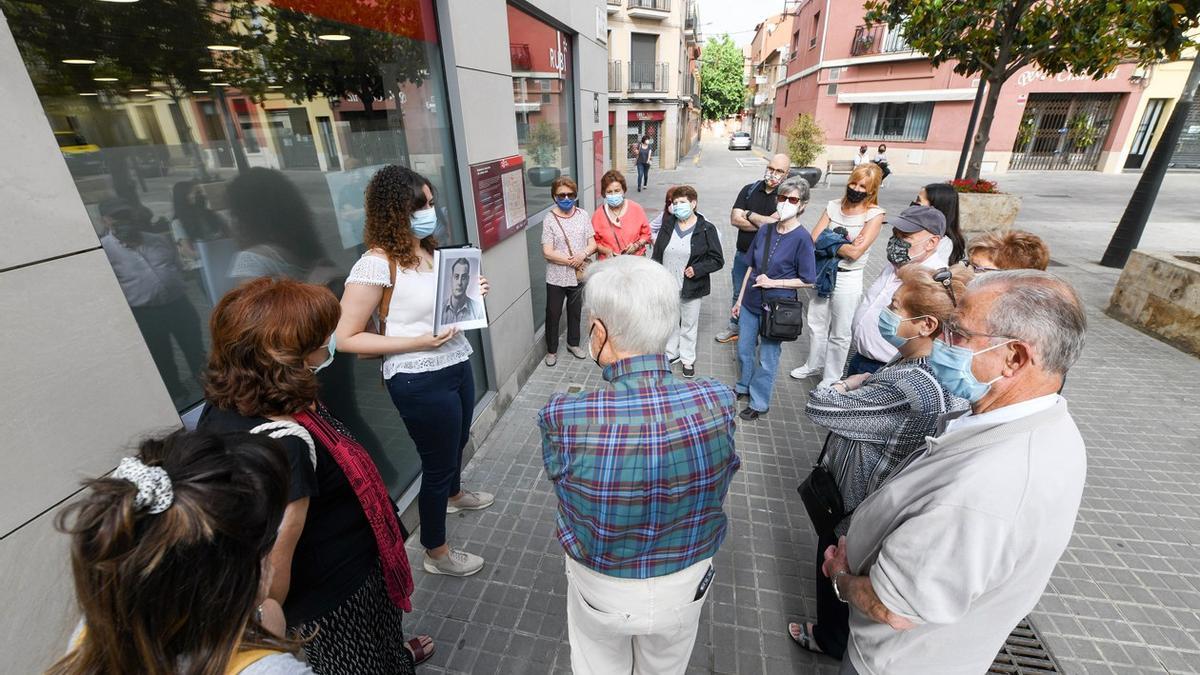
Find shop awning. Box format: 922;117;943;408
836;88;978;105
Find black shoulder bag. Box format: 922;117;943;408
798;433;849;540
757;224;805;342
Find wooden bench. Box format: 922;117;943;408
824;159;856;186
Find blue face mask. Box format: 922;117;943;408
309;333;337;373
555;197;577;212
929;338;1013;402
877;308;934;349
410;207;437;238
672;202;694;221
605;193;624;208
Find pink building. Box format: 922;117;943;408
773;0;1150;175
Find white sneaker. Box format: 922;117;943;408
423;548;485;577
446;489;495;514
789;365;821;380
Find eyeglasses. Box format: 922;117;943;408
971;264;999;273
765;168;787;177
776;194;803;204
942;315;1015;346
932;267;957;307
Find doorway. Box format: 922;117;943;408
267;108;320;169
1125;99;1168;170
1009;94;1119;171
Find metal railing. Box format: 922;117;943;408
509;43;532;71
850;24;912;56
628;0;670;12
608;60;623;92
607;0;621;6
628;61;668;93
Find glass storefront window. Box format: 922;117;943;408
4;0;482;496
506;4;576;329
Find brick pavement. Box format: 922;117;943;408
402;139;1200;674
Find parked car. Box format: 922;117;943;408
55;130;106;177
728;131;752;151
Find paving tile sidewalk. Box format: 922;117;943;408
402;141;1200;674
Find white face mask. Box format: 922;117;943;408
777;202;801;221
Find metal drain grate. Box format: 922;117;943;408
990;617;1060;673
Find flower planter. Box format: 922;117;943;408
1108;251;1200;357
527;166;561;188
957;192;1022;233
789;166;823;189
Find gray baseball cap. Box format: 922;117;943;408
892;205;946;237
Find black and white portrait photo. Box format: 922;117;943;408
433;247;487;333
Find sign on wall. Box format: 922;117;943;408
470;155;528;251
594;130;604;202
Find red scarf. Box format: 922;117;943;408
294;407;413;612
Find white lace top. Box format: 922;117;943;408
345;254;472;377
824;198;886;272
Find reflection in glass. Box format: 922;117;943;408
3;0;478;496
506;4;577;329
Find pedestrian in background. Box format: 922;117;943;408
715;152;792;344
651;184;724;378
538;176;596;366
539;255;740;675
824;270;1088;675
227;168;333;284
334;165;494;580
201;278;434;672
593;170;651;260
790;164;885;388
844;206;950;378
733;177;818;421
872;144;891;182
634;135;653;191
967;230;1050;272
913;182;966;265
48;430;310;674
852;145;870;166
790;264;972;660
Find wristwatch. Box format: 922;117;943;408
832;571;850;603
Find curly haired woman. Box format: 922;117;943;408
334;165;494;578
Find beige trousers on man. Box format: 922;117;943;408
564;555;712;675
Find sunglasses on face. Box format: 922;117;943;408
776;194;802;204
555;192;577;200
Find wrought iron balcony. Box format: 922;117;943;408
628;61;668;93
628;0;670;17
608;60;623;92
850;24;912;57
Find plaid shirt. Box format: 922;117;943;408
539;354;740;579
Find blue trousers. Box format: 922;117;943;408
735;308;783;413
386;360;474;550
636;162;650;190
727;252;749;330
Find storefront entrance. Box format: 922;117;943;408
1009;93;1120;171
626;111;663;167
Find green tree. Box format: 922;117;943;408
785;113;826;167
699;34;745;121
865;0;1200;179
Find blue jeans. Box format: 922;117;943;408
636;162;649;189
727;252;749;329
735;308;783;413
385;360;475;550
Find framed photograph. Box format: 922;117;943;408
433;246;488;334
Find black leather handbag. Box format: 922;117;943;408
798;434;847;540
756;224;804;342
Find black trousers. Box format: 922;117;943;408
813;528;851;659
130;296;206;397
545;282;584;353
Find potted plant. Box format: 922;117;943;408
784;113;825;188
527;121;561;187
1067;112;1099;154
950;178;1022;232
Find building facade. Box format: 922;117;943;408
1116;44;1200;171
771;0;1175;176
746;12;795;153
605;0;702;173
0;1;610;670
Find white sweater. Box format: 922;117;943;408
845;398;1086;675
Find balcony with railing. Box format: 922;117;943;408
849;24;912;57
608;60;623;92
627;0;670;19
607;0;621;13
509;43;532;71
628;61;668;93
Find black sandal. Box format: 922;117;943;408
788;621;824;655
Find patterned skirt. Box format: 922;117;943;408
295;563;416;675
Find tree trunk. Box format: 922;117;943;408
1101;55;1200;268
167;92;211;181
963;72;1005;181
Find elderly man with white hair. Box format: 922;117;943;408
820;270;1088;675
539;255;740;675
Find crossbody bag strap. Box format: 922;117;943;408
376;257;397;333
249;420;317;471
552;212;575;257
814;432;833;467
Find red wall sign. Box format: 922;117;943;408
628;110;666;122
593;130;605;203
470;155;529;251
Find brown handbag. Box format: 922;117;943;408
358;256;398;362
552;212;589;282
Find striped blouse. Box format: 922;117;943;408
805;357;968;536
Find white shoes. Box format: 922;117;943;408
423;548;485;577
789;365;821;380
446;489;495;514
